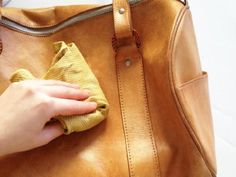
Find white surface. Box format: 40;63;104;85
5;0;235;176
189;1;236;177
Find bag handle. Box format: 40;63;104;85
113;0;133;42
112;0;141;51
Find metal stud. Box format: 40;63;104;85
119;8;125;14
125;58;132;67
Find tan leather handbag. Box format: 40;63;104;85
0;0;217;176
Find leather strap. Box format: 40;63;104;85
115;43;160;177
113;0;136;48
113;1;160;176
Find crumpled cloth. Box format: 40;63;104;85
10;41;109;134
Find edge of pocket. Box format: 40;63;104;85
176;71;217;176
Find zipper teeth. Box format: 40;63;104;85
0;0;142;37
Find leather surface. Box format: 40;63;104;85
176;72;216;175
170;8;217;175
1;5;105;28
0;0;216;176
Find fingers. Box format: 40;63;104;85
38;86;90;100
17;79;80;89
50;98;97;117
11;79;88;100
39;122;64;145
42;80;80;89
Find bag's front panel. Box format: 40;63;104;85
0;7;131;177
0;0;216;177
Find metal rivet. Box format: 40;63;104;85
119;8;125;14
125;58;132;67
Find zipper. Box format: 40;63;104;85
0;0;143;37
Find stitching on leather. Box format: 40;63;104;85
177;80;217;176
169;6;216;177
114;1;160;176
168;5;216;177
116;56;134;176
177;74;217;175
137;53;161;177
116;51;161;177
178;71;207;88
114;0;155;41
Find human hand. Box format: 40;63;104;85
0;80;97;156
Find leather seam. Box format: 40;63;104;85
177;76;216;176
138;53;161;177
178;71;207;88
116;55;134;176
168;5;216;177
115;51;161;177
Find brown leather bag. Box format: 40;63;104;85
0;0;217;176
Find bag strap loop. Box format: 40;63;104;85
112;0;140;51
112;0;133;40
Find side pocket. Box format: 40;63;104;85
176;71;217;176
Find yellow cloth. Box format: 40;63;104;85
10;41;109;134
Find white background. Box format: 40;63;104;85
4;0;235;176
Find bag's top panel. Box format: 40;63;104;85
0;4;106;28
